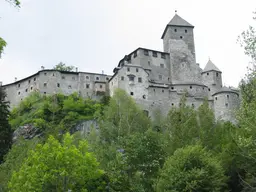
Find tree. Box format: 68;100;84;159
0;86;12;163
156;145;227;192
8;133;106;192
53;62;75;72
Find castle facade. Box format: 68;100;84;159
1;14;240;122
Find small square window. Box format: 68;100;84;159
130;92;134;96
121;76;124;81
160;64;164;68
34;78;36;81
225;103;228;107
72;77;76;80
180;36;183;39
106;77;109;81
207;73;209;75
96;77;100;81
152;51;157;57
28;80;31;84
185;29;187;33
144;50;149;56
190;86;192;89
216;72;219;77
127;67;130;72
44;83;47;87
86;76;89;80
161;53;166;59
25;89;28;92
227;95;229;99
18;84;20;88
138;77;142;83
68;85;72;89
208;88;211;91
100;85;103;88
215;97;217;100
148;61;150;65
86;84;90;89
44;73;47;76
159;75;162;80
18;91;20;95
133;51;137;58
136;68;139;72
162;89;164;93
44;92;46;95
174;29;177;32
57;83;60;87
171;87;174;90
62;76;65;79
31;87;33;90
53;73;55;76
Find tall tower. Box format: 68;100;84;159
161;13;196;60
202;59;223;94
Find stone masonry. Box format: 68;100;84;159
1;14;240;123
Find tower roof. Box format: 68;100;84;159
161;14;194;39
203;59;221;73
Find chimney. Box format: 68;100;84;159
15;77;17;82
76;67;78;72
0;81;2;86
102;70;104;75
41;66;45;70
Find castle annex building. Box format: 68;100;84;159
1;14;240;122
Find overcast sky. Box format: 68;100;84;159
0;0;255;87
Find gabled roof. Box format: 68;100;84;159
203;59;221;73
161;14;194;39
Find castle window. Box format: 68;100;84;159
180;36;183;39
25;89;28;92
136;68;139;72
121;76;124;81
44;73;47;76
192;103;195;108
44;83;47;87
225;103;228;107
57;83;60;87
144;50;149;56
185;29;187;33
31;87;33;90
106;77;109;81
68;85;72;89
171;103;174;106
127;67;130;72
171;87;174;90
208;88;211;91
18;91;20;95
215;97;217;100
34;78;36;81
159;75;162;80
154;89;155;92
53;73;55;76
72;77;76;80
143;95;146;99
207;73;209;75
44;92;46;95
190;86;192;89
148;61;150;65
160;63;164;68
130;92;134;96
128;76;135;81
227;95;229;99
168;77;170;81
62;76;65;80
174;29;177;32
138;77;142;83
86;76;89;80
134;51;137;58
216;72;219;77
86;84;90;89
152;51;157;57
96;77;100;81
100;85;103;88
162;89;164;93
18;84;20;88
28;80;31;84
161;53;166;59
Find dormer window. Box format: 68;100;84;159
133;51;137;58
144;50;149;56
161;53;166;59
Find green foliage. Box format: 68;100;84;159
0;86;12;163
5;0;21;7
8;133;106;192
53;62;75;72
156;145;227;192
0;138;39;191
0;37;7;58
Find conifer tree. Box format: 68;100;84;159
0;86;12;163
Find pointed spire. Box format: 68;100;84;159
203;59;221;72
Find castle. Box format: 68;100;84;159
1;13;240;122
